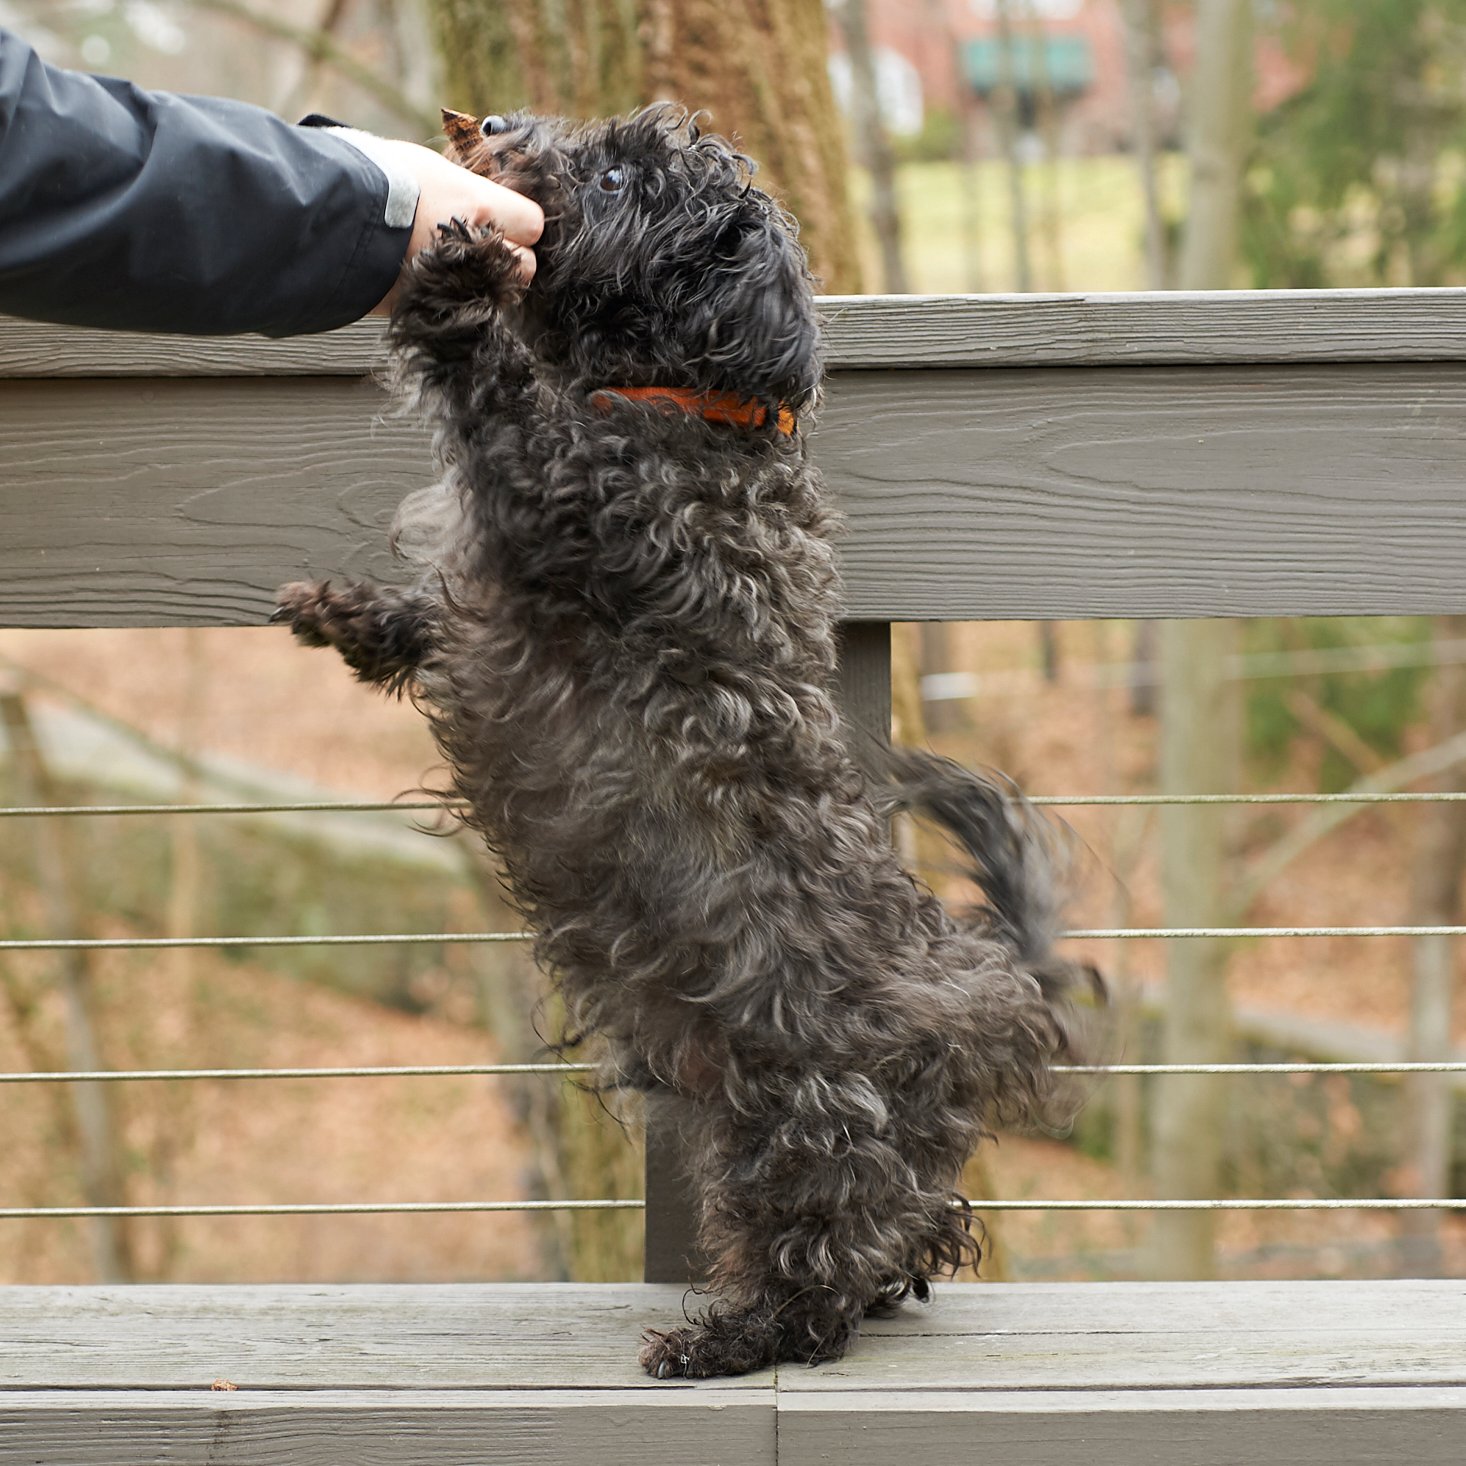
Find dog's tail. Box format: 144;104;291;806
877;748;1105;1038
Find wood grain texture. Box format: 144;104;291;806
9;363;1466;627
5;1281;1462;1462
815;363;1466;620
835;622;892;750
6;1280;1463;1389
818;288;1466;367
0;1390;776;1466
0;1284;758;1390
11;289;1466;377
854;1276;1466;1337
642;1092;705;1286
1;377;425;628
0;317;388;378
778;1389;1466;1466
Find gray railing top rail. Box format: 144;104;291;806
7;291;1466;627
8;289;1466;376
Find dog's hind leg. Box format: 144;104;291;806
273;579;439;694
640;1079;959;1379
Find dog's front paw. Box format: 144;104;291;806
272;580;429;693
272;579;339;646
397;219;526;323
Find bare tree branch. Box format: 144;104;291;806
182;0;440;135
276;0;356;120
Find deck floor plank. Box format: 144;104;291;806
0;1389;776;1465
2;1281;1461;1463
778;1388;1466;1466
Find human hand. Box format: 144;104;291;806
370;139;544;315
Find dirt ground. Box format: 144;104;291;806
1;620;1460;1284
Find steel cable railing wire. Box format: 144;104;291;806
7;790;1466;817
3;794;1460;1229
1;1197;1461;1221
1;1058;1459;1218
4;922;1466;952
1;1060;1464;1084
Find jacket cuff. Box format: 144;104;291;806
314;125;419;230
265;125;417;336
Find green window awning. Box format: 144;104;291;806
963;35;1094;96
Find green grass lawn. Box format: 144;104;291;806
851;152;1190;295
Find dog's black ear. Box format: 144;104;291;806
695;211;821;409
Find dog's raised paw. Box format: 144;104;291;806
398;218;525;319
271;579;431;695
272;580;336;644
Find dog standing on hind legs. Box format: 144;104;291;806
276;104;1100;1379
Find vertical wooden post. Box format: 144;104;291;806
642;622;892;1283
836;621;894;754
642;1091;703;1283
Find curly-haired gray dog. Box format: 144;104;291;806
276;104;1098;1379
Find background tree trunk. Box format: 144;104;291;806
1024;1;1066;292
1150;621;1238;1279
1149;0;1252;1281
992;0;1033;292
0;687;135;1283
837;0;908;293
1401;615;1466;1274
1122;0;1167;293
1178;0;1252;291
423;0;863;291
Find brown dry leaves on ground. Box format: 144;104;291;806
1;621;1460;1284
0;903;540;1285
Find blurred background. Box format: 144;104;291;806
2;0;1464;1290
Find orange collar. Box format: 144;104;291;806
590;386;796;437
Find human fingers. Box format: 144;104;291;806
503;240;536;283
369;141;542;314
412;146;544;249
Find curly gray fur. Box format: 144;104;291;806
276;104;1100;1379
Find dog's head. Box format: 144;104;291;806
440;104;821;416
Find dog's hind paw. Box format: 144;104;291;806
641;1326;752;1381
640;1307;839;1380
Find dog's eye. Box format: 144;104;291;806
599;166;628;194
480;114;511;138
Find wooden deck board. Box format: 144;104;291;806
778;1389;1466;1466
2;1281;1461;1462
0;1390;777;1466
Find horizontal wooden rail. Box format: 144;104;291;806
9;289;1466;376
7;291;1466;626
5;1281;1464;1464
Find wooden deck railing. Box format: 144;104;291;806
4;292;1466;1459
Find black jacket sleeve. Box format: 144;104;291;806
0;30;414;336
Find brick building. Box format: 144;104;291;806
841;0;1298;156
